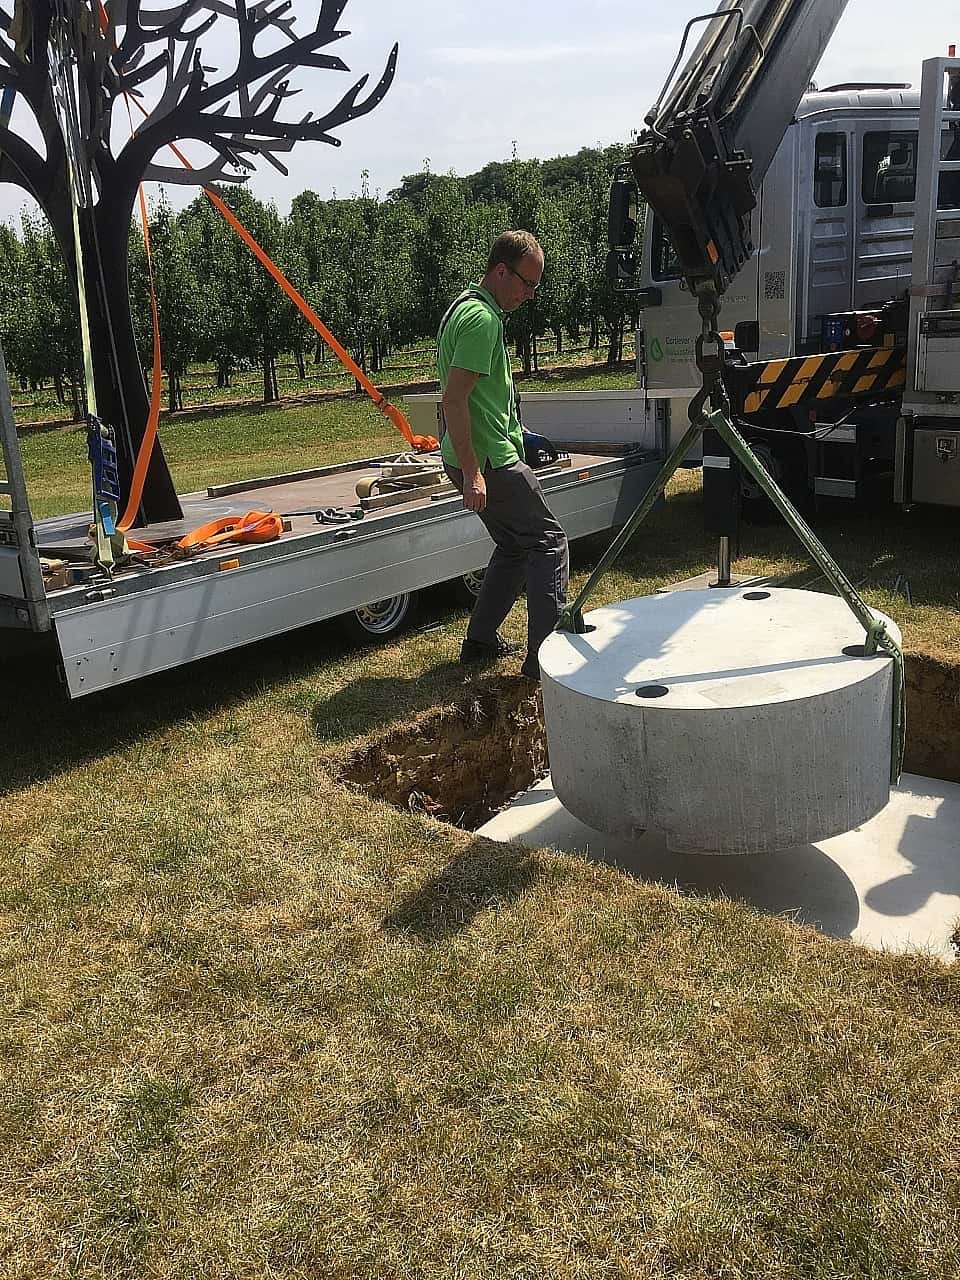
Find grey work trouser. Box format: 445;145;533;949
445;459;569;665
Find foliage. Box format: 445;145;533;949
0;144;638;405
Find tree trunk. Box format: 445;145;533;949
553;327;563;355
263;354;279;402
589;318;600;350
167;368;184;412
520;335;532;377
53;371;65;404
69;376;82;422
294;343;306;380
532;333;539;374
606;316;624;366
85;201;182;523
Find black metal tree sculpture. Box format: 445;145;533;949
0;1;397;523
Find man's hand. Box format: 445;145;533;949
462;469;487;513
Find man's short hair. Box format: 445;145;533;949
486;230;542;273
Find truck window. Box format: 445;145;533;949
862;131;918;204
651;214;681;281
940;125;960;209
814;133;847;207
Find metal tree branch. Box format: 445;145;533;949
107;2;397;200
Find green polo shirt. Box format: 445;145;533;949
438;285;523;470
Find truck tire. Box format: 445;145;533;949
450;569;485;609
343;592;418;642
739;439;805;521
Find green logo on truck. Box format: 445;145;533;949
649;338;664;361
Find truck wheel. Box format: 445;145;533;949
740;441;786;521
451;569;485;609
343;592;417;642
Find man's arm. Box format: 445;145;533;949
442;366;486;513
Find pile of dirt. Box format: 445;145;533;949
903;654;960;782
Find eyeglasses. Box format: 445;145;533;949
505;263;541;292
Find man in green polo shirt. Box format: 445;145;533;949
438;230;569;681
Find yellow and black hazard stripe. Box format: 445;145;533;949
728;346;906;416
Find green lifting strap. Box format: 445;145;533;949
556;405;906;785
51;4;127;569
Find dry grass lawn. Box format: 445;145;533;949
1;376;959;1276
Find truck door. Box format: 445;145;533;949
853;122;917;311
640;210;760;397
800;126;854;346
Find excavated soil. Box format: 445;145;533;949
903;654;960;782
337;678;547;830
339;656;960;833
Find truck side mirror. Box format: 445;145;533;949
606;247;639;290
734;321;760;352
608;172;638;249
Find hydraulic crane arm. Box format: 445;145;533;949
611;0;850;298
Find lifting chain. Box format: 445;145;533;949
689;282;729;424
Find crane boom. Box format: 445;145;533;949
612;0;851;297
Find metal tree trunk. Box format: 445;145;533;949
81;201;182;524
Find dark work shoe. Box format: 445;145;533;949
459;635;522;665
520;657;540;681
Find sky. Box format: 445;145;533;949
0;0;956;225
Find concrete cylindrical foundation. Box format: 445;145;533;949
539;588;900;853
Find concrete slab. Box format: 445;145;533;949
477;772;960;960
655;571;773;592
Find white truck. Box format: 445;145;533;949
610;0;960;511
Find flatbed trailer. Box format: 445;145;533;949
0;383;664;698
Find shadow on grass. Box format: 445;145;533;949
382;835;541;942
0;585;486;796
739;495;960;611
311;663;474;747
0;616;362;797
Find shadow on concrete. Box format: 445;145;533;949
492;782;862;942
864;788;960;920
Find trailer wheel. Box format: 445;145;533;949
451;568;485;609
344;592;417;642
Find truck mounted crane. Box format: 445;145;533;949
609;0;960;522
559;0;909;783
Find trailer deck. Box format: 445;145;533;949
2;442;663;697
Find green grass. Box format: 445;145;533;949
15;365;638;520
1;365;959;1275
11;335;636;425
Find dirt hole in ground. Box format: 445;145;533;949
336;678;547;830
334;654;960;834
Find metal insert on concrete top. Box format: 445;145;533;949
539;588;900;854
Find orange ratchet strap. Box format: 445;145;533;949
198;185;438;453
116;50;436;453
175;510;284;556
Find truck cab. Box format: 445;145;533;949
639;84;920;498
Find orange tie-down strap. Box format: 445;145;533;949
173;510;284;556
